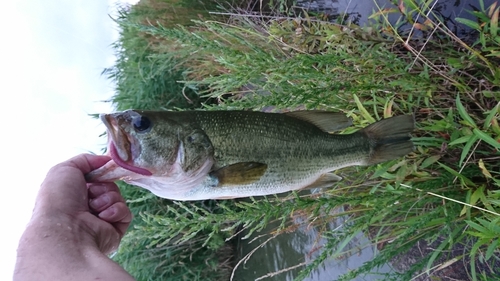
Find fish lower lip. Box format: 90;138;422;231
109;142;152;176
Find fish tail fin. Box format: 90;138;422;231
360;115;415;165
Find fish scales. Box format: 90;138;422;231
86;110;414;200
176;111;369;168
149;111;372;198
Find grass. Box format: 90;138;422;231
104;0;500;280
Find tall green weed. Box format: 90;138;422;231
107;0;500;280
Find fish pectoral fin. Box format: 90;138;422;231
301;173;342;190
284;110;352;132
211;162;267;186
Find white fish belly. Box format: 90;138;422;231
179;158;366;200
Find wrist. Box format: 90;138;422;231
15;212;128;281
21;211;99;253
15;213;100;279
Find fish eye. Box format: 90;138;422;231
132;116;152;133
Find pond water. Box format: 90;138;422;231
232;0;496;280
295;0;495;38
233;202;393;280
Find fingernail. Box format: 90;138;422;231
89;195;109;210
88;183;109;194
99;206;115;220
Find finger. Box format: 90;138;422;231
98;202;132;224
88;182;120;199
37;154;110;212
56;154;112;175
89;191;125;213
98;202;132;237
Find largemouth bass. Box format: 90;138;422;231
86;110;414;200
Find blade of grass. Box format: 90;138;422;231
353;94;376;123
473;128;500;149
456;95;477;128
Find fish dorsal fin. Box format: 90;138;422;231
284;111;352;132
211;162;267;186
301;173;342;190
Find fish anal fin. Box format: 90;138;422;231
211;162;267;186
301;173;342;190
284;110;352;132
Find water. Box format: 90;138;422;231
295;0;496;38
233;205;393;280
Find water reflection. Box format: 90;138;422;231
233;204;392;281
295;0;496;37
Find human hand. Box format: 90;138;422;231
33;154;132;254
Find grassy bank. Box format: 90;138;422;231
104;0;500;280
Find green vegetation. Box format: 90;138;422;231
104;0;500;280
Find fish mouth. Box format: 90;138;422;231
101;113;152;176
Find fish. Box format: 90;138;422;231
86;110;415;201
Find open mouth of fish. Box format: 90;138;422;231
101;114;152;176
